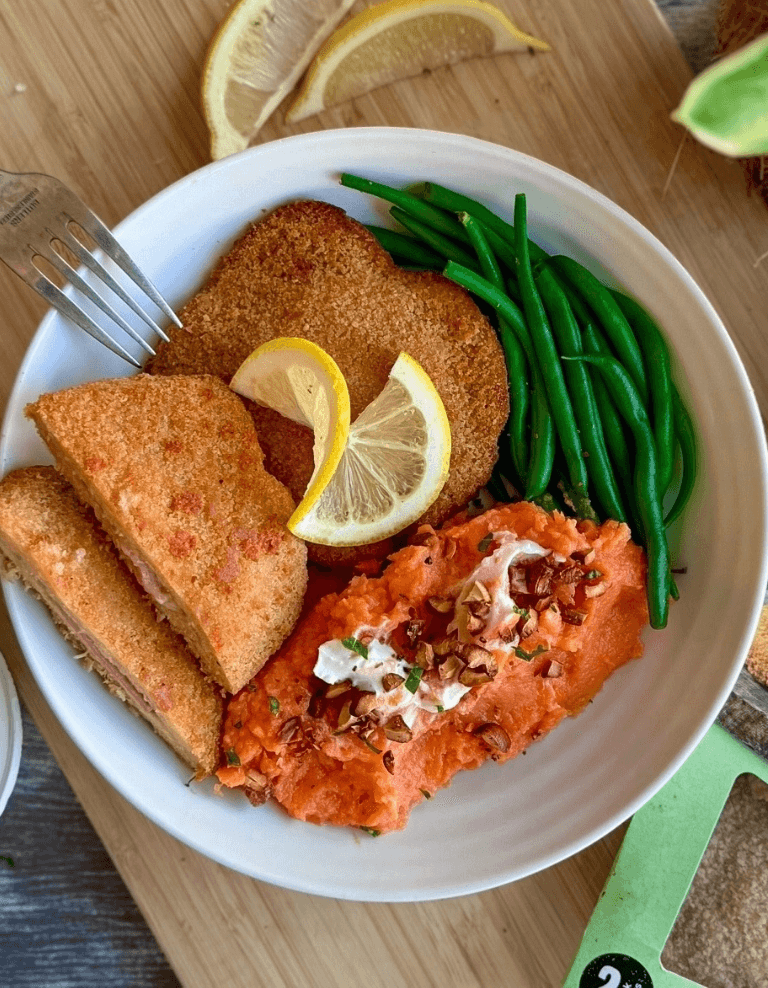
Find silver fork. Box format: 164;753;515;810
0;168;182;368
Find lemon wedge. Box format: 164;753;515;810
290;351;452;546
285;0;549;123
230;337;351;513
232;339;452;546
201;0;358;160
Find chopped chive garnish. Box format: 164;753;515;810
436;705;445;713
584;569;602;580
512;604;529;618
0;856;14;868
342;636;369;659
514;644;549;661
226;748;241;766
360;827;380;837
404;666;424;693
268;696;280;715
477;533;493;553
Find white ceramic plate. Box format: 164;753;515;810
0;649;22;817
2;128;767;901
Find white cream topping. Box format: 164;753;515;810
450;534;550;646
314;635;469;729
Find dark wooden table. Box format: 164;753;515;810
0;3;741;987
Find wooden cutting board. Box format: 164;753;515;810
1;1;767;986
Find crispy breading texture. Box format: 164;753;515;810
26;375;308;693
0;466;222;774
146;199;510;565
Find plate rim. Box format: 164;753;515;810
2;126;767;900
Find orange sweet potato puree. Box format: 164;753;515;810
217;502;648;833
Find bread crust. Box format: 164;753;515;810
0;466;223;774
147;200;510;565
26;375;308;693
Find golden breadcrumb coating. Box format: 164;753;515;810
146;200;510;565
0;466;222;774
26;375;308;693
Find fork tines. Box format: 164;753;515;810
0;169;182;367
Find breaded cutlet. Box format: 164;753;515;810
0;467;223;775
26;374;308;694
146;200;510;565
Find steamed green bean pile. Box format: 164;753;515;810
340;173;697;629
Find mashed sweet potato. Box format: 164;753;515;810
217;502;648;833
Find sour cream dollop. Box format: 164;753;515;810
313;635;469;728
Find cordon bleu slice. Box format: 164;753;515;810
26;374;308;694
0;466;222;775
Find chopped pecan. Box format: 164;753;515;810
558;565;583;584
414;641;435;669
337;701;355;730
465;612;486;635
459;665;495;687
528;558;555;596
383;715;413;743
508;566;529;594
353;691;379;717
433;637;459;657
307;688;325;718
464;581;491;605
382;672;405;692
541;659;564;678
561;608;588;626
411;529;439;548
584;581;608;598
279;717;301;743
325;679;352;699
438;653;464;681
404;619;425;646
243;770;271;807
518;610;539;639
572;548;596;565
473;722;511;753
464;643;494;668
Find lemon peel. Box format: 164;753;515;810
285;0;549;123
230;337;351;517
202;0;358;160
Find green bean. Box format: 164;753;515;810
460;212;530;484
582;321;634;492
664;385;697;528
536;266;627;523
365;226;444;269
551;256;649;404
610;290;675;496
390;207;479;268
415;182;549;264
565;354;670;629
442;261;555;497
514;194;589;495
341;173;468;243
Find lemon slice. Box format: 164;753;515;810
285;0;549;123
230;337;351;511
202;0;358;160
672;32;768;157
290;352;452;546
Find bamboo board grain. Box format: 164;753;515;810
0;0;767;986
